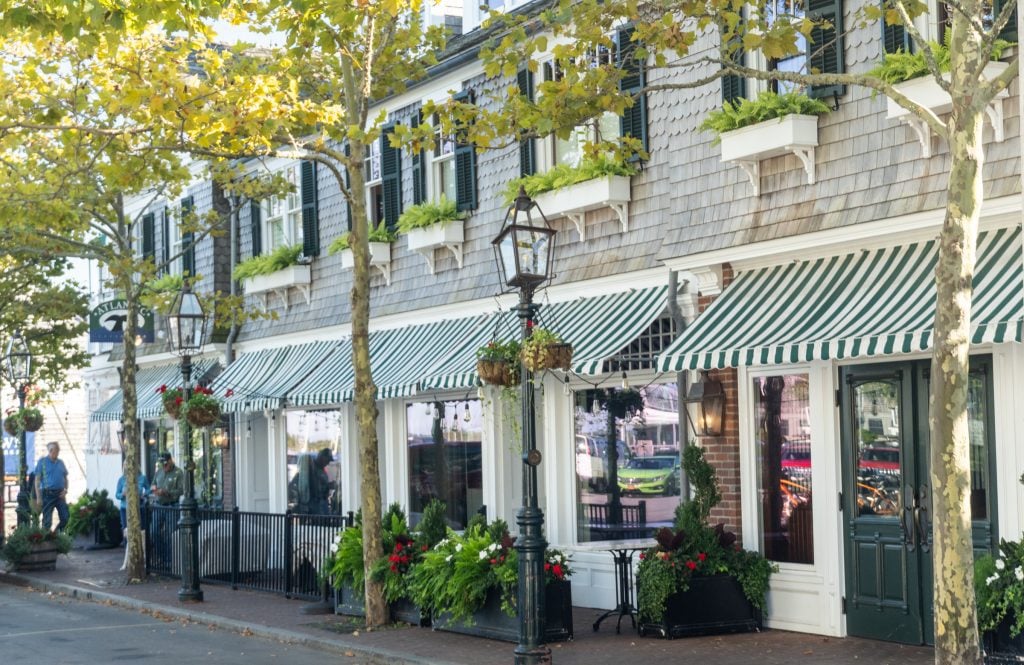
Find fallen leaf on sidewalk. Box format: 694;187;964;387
241;628;253;636
344;651;355;657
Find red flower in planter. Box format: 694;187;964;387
686;560;697;571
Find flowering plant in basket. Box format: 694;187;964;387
475;339;521;386
521;328;573;372
157;385;185;419
183;385;222;428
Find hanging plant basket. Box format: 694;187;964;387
3;418;19;436
477;359;518;386
162;392;183;420
521;343;574;372
20;410;43;432
185;402;221;428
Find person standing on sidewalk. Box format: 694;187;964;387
33;441;69;532
115;459;149;545
150;452;183;567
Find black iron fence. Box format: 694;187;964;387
145;505;353;600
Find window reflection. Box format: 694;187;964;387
574;384;682;542
285;410;343;515
968;371;989;520
755;374;813;564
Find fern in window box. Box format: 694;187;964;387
328;222;398;255
699;91;831;144
232;243;303;281
396;195;464;233
504;156;637;203
867;32;1011;85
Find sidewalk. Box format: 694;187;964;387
0;546;934;665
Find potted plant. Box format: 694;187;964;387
4;407;44;435
976;539;1024;660
700;91;831;195
636;445;776;638
329;222;398;285
476;339;521;386
182;385;222;428
1;513;73;571
66;489;121;547
407;516;574;642
399;195;466;273
520;329;573;372
233;243;310;297
157;385;185;420
505;156;636;241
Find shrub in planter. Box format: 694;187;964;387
637;445;776;636
976;538;1024;658
521;329;573;372
2;514;73;571
66;489;120;545
699;91;831;143
476;339;521;386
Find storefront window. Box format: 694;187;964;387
574;384;682;542
406;399;483;529
190;426;224;508
754;374;813;564
285;410;343;514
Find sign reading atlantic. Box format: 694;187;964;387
89;299;154;343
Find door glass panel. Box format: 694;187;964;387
968;372;990;520
853;380;902;517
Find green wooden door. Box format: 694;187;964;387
840;359;996;645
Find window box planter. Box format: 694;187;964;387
242;263;311;310
886;62;1009;157
983;616;1024;664
719;114;819;196
533;175;631;241
638;574;761;639
432;580;574;642
405;220;464;275
339;242;393;286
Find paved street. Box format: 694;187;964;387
0;584;336;665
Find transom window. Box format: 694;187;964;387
263;163;303;252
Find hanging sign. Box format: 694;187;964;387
89;299;154;343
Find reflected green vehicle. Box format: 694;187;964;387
617;456;681;496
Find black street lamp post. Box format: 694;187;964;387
5;331;32;526
167;283;207;602
492;186;556;665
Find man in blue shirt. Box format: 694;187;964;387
34;441;69;532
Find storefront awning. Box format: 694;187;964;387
212;340;342;413
90;360;219;422
657;226;1024;371
422;285;669;390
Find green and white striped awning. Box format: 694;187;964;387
90;360;219;422
211;340;343;413
658;226;1024;371
422;285;669;389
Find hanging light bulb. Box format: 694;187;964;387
563;376;571;396
621;371;629;390
476;378;484;399
463;402;472;422
592;397;601;415
425;403;432;416
432;405;440;420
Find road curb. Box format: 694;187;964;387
0;571;460;665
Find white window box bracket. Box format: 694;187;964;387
533;175;632;241
339;242;393;286
887;61;1009;158
405;220;465;275
719;114;820;197
243;263;312;311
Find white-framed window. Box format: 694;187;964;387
764;0;806;94
431;116;457;202
169;201;184;276
364;140;384;225
262;163;303;252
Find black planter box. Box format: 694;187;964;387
983;618;1024;664
391;597;431;627
638;574;761;639
433;580;573;643
91;513;123;549
333;582;366;617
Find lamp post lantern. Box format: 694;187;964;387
5;330;32;526
492;186;555;665
166;282;207;602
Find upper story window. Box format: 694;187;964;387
365;135;386;225
431;118;457;202
545;47;621;170
262;163;303;252
766;0;806;93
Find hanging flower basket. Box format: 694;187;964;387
19;408;43;432
158;385;184;420
3;417;19;436
185;402;221;428
522;342;574;372
477;359;518;386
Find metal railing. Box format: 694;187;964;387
145;505;353;599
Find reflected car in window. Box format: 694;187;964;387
616;455;680;496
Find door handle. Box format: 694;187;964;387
915;485;930;553
900;503;916;552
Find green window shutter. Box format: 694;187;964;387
452;89;477;212
180;195;195;277
517;66;536;177
343;142;353;231
249;199;262;257
996;0;1017;41
722;46;747;104
807;0;845;100
161;208;170;274
141;212;155;261
411;111;426;205
882;21;912;53
617;26;648;159
380;123;403;231
301;160;320;257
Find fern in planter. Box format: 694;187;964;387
328;221;398;255
699;91;831;144
504;155;637;203
396;195;464;233
232;243;302;281
867;31;1011;85
140;273;185;314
